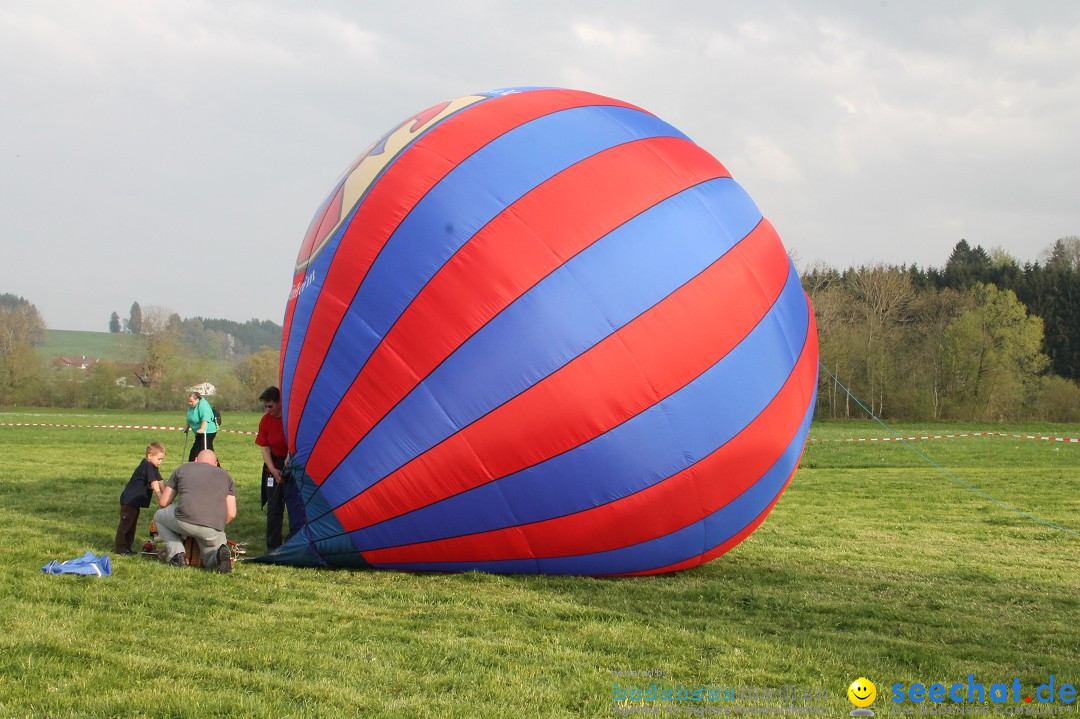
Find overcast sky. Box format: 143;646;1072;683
3;1;1079;332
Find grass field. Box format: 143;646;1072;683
0;409;1077;718
38;330;130;362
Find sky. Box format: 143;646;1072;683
2;1;1079;332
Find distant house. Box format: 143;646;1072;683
187;382;216;397
56;355;98;371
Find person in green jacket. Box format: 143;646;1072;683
185;391;218;462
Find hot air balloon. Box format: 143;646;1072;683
258;87;818;575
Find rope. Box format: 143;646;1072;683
816;363;1079;538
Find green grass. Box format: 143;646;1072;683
38;330;131;362
0;411;1077;718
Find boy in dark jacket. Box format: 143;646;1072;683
113;442;166;555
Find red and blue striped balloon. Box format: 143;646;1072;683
267;87;818;575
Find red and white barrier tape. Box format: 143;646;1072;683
810;431;1078;443
0;422;256;436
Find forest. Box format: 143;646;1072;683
805;237;1079;421
2;237;1078;420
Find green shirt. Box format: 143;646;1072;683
186;398;218;434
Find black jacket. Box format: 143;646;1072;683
119;458;162;507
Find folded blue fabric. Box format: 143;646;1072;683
41;551;112;577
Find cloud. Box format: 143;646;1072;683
739;135;803;183
571;20;658;59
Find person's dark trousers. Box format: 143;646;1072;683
187;431;217;462
265;476;286;550
114;504;141;553
265;463;308;550
263;454;287;550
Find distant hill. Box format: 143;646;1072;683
38;319;282;362
38;330;131;361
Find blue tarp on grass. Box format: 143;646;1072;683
41;551;112;577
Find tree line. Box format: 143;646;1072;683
110;302;282;357
804;237;1080;422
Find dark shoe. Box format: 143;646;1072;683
169;552;187;568
116;550;134;556
215;544;232;574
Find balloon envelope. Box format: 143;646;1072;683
264;87;818;575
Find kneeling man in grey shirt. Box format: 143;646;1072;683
155;449;237;572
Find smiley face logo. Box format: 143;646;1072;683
848;678;877;708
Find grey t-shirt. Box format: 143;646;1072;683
166;462;237;531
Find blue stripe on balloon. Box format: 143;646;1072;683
344;262;807;550
314;177;764;509
365;387;816;574
292;105;691;462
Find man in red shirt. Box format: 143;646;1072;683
257;386;305;550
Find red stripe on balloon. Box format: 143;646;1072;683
285;89;645;445
304;136;730;483
357;315;816;565
334;219;792;533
